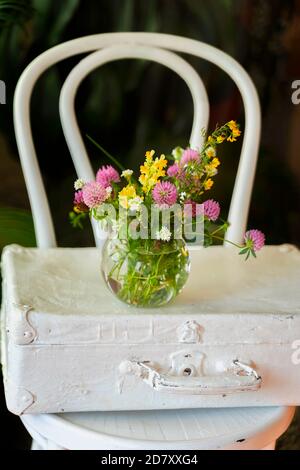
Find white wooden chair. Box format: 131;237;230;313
22;407;295;450
14;32;261;247
13;33;295;450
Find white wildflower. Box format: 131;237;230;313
106;186;113;198
128;196;144;212
74;178;85;190
156;226;172;242
121;169;133;179
172;146;184;161
179;191;187;202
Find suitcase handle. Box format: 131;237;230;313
119;359;261;395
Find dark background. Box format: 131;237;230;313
0;0;299;449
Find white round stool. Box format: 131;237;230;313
21;406;295;450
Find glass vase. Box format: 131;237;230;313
101;236;190;308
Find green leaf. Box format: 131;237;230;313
0;1;34;27
0;207;36;250
69;211;87;229
47;0;79;45
32;0;79;45
86;134;125;171
116;0;134;31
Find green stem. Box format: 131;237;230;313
142;253;163;301
210;224;228;236
212;235;243;249
86;134;125;171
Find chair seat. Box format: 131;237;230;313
21;406;295;450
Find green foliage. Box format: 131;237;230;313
0;207;36;251
0;208;35;304
69;210;87;229
86;134;125;172
239;247;256;260
32;0;79;46
0;0;34;28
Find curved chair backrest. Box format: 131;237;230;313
14;32;261;248
59;45;209;244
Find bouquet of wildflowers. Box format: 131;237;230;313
70;121;265;307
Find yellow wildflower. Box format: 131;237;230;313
228;120;238;130
118;185;136;209
217;135;225;143
208;136;215;144
204;178;214;190
139;174;147;187
205;156;220;176
153;157;167;174
232;128;241;138
205;146;216;158
145;149;155;162
139;150;167;193
205;164;217;177
211;157;220;168
227;120;241;141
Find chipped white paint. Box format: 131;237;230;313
5;381;35;414
278;243;298;253
177;320;202;343
11;303;36;345
1;244;300;414
169;349;204;376
119;359;261;395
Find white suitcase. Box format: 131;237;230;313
1;243;300;415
